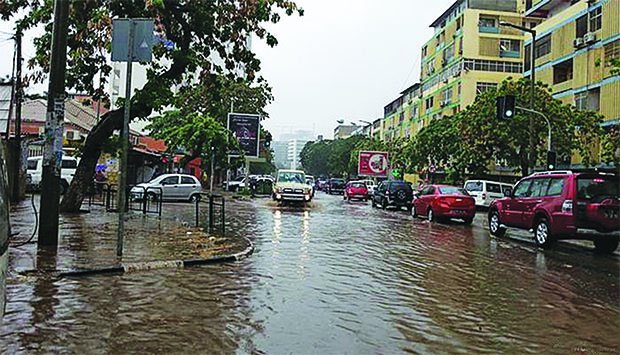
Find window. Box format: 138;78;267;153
441;89;452;105
589;7;602;32
535;35;551;58
604;40;620;67
465;181;483;192
27;160;38;170
61;159;77;169
576;14;588;38
574;88;600;111
439;186;467;195
513;180;533;197
181;176;196;185
425;97;434;110
456;17;462;31
479;17;497;31
161;176;179;185
487;183;501;193
553;59;573;84
443;43;455;63
476;82;497;94
427;61;435;74
422;46;428;57
500;39;521;57
463;59;523;73
546;178;565;196
530;178;551;197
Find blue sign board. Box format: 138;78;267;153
112;19;154;62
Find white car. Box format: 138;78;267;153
26;155;79;194
360;179;377;195
223;175;246;191
131;173;202;202
464;179;513;207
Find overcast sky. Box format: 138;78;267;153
0;0;454;140
254;0;454;140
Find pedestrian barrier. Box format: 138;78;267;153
85;184;163;217
195;193;226;235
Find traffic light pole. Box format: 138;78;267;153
517;106;553;168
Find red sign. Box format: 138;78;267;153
358;151;389;177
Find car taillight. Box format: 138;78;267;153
562;200;573;214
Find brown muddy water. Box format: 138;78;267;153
0;193;618;354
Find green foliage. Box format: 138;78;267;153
600;126;620;167
408;78;603;180
300;140;331;177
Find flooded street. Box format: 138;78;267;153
1;193;619;353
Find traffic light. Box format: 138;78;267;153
546;151;557;170
496;95;516;120
264;132;272;148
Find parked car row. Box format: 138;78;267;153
332;170;619;254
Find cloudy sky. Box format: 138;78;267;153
253;0;454;140
0;0;455;140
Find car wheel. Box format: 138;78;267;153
428;208;435;222
411;204;417;218
534;218;554;248
593;237;619;254
371;198;376;207
381;198;387;210
488;211;506;237
189;194;201;203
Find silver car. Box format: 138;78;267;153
131;173;203;202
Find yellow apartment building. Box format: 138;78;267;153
381;83;421;141
524;0;619;164
417;0;533;132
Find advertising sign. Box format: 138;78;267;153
358;151;389;177
228;113;261;157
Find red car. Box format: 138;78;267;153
489;171;619;253
412;184;476;224
344;181;369;201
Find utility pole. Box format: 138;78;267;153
39;0;70;246
10;30;23;202
116;20;135;257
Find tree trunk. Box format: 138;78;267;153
59;108;124;212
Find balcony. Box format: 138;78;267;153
500;50;521;58
479;26;500;34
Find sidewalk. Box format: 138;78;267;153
7;195;251;276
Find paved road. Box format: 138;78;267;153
1;192;619;353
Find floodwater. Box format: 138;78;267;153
1;193;618;353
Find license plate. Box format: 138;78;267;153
454;209;466;214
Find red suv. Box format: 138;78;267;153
488;171;620;254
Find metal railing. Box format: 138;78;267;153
195;193;226;235
86;184;163;217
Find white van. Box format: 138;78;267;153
27;155;79;193
464;180;513;207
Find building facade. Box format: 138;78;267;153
524;0;620;158
333;125;358;139
286;139;308;170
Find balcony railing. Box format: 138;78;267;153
500;50;521;58
479;26;500;34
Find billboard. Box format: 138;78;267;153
358;151;389;177
228;113;261;157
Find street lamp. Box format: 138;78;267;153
500;21;537;174
358;120;373;137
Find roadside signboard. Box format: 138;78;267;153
358;151;389;177
111;19;154;62
228;113;261;158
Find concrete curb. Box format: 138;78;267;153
20;237;255;278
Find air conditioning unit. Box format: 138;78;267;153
573;37;584;48
583;32;596;44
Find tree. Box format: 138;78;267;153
408;78;603;180
300;140;331;177
0;0;302;212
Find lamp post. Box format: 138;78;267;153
500;21;537;174
358;120;372;137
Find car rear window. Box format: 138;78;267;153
577;176;619;202
439;186;468;195
61;159;77;169
351;182;366;188
27;160;38;170
465;181;482;192
487;183;501;193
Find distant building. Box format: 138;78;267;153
271;141;289;169
333;124;358;139
287;139;308;170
